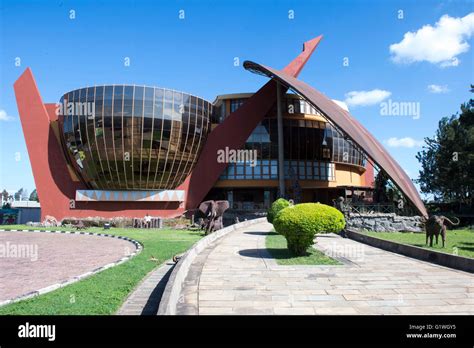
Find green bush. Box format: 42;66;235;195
273;203;345;255
267;198;290;223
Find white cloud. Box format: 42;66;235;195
0;110;14;121
343;89;391;107
332;99;349;111
427;84;450;93
385;137;423;148
389;13;474;67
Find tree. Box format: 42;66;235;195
1;190;8;203
14;188;23;201
29;189;39;202
372;169;409;212
373;170;389;203
21;189;29;201
416;89;473;207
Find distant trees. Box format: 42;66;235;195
416;88;473;207
373;170;389;203
1;190;9;202
14;188;23;201
1;189;11;209
0;188;38;203
29;189;39;202
373;169;406;211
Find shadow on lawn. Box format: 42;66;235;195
458;244;474;254
411;242;474;256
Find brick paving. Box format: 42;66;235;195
0;231;137;303
176;221;474;315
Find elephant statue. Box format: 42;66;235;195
197;200;230;234
425;215;460;248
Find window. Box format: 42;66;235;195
123;86;133;117
133;87;144;117
230;99;245;113
144;87;154;118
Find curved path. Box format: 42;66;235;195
177;221;474;315
0;231;137;303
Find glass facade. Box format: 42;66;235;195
230;99;246;113
59;85;212;190
219;118;336;180
214;96;322;123
220;160;335;181
217;94;366;181
327;124;366;167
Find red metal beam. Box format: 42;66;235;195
184;36;323;209
243;61;428;217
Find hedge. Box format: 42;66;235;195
267;198;291;223
273;203;345;255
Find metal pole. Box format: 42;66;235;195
276;82;285;198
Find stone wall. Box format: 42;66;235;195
346;213;423;232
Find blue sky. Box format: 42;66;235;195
0;0;473;198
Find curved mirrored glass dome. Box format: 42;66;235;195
58;85;212;190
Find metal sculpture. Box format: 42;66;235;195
425;215;460;248
198;200;230;234
243;60;428;218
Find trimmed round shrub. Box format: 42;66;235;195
273;203;346;255
267;198;290;223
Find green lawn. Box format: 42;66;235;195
265;232;340;265
362;229;474;259
0;225;202;315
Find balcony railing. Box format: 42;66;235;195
348;203;396;215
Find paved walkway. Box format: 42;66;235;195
177;221;474;315
0;231;137;303
117;260;174;315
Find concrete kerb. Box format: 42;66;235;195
346;228;474;274
158;217;268;315
0;228;143;307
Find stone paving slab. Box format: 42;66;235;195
176;221;474;315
